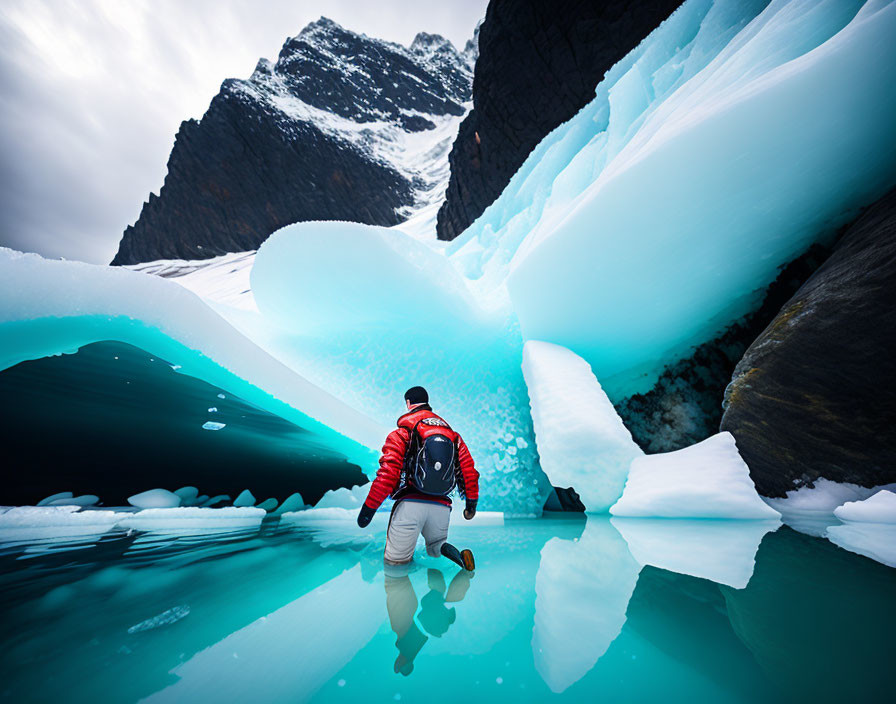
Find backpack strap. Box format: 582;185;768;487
398;418;426;492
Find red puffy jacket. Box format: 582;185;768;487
363;405;479;510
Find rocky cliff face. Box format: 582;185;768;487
721;188;896;497
435;0;683;241
112;18;475;265
616;245;833;453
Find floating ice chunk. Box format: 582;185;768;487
217;393;226;399
208;407;218;413
201;494;230;507
202;421;226;431
233;490;256;507
272;493;305;515
128;605;190;634
256;498;278;512
610;433;780;519
116;507;265;532
0;505;125;541
834;490;896;524
174;487;200;505
521;341;642;512
128;489;181;509
314;484;369;510
48;494;99;507
826;523;896;568
611;517;779;589
532;519;641;693
36;491;73;506
765;479;896;516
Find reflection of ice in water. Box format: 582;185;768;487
826;523;896;568
143;565;381;703
532;518;641;693
611;518;780;589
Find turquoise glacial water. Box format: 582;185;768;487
0;516;892;703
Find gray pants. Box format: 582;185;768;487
384;500;450;564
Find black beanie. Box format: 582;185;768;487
404;386;428;405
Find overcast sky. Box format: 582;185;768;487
0;0;487;264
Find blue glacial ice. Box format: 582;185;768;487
449;0;896;398
3;0;896;515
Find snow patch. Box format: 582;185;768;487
610;432;780;519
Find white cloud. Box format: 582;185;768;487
0;0;486;263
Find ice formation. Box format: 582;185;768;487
5;0;896;514
833;490;896;524
233;490;256;507
532;520;641;693
610;432;781;519
312;483;370;510
449;0;896;398
47;494;98;507
0;248;385;471
201;421;226;431
0;506;126;541
174;487;199;505
611;517;779;589
765;479;896;516
522;341;642;512
825;523;896;568
250;221;550;515
272;493;306;515
36;492;73;506
128;489;181;509
116;507;265;532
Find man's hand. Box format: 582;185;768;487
463;500;477;520
357;504;375;528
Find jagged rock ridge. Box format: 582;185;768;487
113;17;476;265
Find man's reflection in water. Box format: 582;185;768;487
385;564;473;676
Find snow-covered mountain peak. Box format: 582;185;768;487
113;14;479;265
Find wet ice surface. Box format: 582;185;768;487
0;517;893;703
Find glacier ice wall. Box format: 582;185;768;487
449;0;896;398
0;248;384;470
251;222;552;515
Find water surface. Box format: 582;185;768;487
0;516;892;703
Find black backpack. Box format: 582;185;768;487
402;418;458;496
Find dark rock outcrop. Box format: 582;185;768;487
113;18;474;265
543;486;586;512
616;245;833;453
435;0;683;241
721;188;896;497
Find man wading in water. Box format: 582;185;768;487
357;386;479;571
